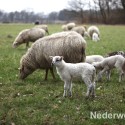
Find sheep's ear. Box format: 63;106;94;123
49;56;53;59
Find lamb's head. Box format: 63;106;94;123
50;56;64;67
92;32;100;42
19;56;35;79
92;62;102;70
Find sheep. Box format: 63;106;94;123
50;56;96;98
93;55;125;82
34;24;49;35
106;51;125;58
19;31;86;80
62;22;76;31
87;26;100;41
85;55;104;64
13;28;46;48
71;26;86;37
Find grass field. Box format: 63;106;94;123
0;23;125;125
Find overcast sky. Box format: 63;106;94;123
0;0;69;14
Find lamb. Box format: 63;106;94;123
12;28;46;48
92;32;100;42
62;22;76;31
85;55;104;64
50;56;96;98
71;26;86;37
34;24;49;35
87;26;100;41
93;55;125;82
19;31;86;80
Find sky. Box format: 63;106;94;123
0;0;69;14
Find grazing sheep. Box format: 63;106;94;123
50;56;96;98
34;24;49;35
71;26;86;37
87;26;100;41
106;51;125;58
19;31;86;80
62;22;76;31
13;28;46;48
93;55;125;82
86;55;104;64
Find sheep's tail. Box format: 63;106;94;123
81;47;86;62
122;60;125;72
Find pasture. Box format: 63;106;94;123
0;23;125;125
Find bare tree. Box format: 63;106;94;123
93;0;113;24
68;0;88;23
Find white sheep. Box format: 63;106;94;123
34;24;49;34
62;22;76;31
87;26;100;41
86;55;104;64
50;56;96;98
93;55;125;82
71;26;86;37
13;28;46;48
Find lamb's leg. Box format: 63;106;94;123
98;67;109;81
50;68;55;80
63;81;68;97
106;70;111;81
116;67;124;82
63;81;72;97
68;82;72;97
83;78;94;97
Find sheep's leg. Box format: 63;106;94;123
50;68;55;80
44;69;49;80
83;77;94;97
117;67;124;82
91;82;96;97
106;70;111;81
63;81;68;97
98;67;109;81
63;81;72;97
119;72;124;82
68;82;72;97
26;42;29;48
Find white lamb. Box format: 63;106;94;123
50;56;96;98
86;55;104;64
92;32;100;42
93;55;125;82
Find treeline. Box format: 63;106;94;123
0;0;125;24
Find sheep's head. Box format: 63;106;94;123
13;34;24;48
19;56;35;79
19;64;34;79
50;56;63;67
12;29;29;48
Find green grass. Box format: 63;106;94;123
0;23;125;125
